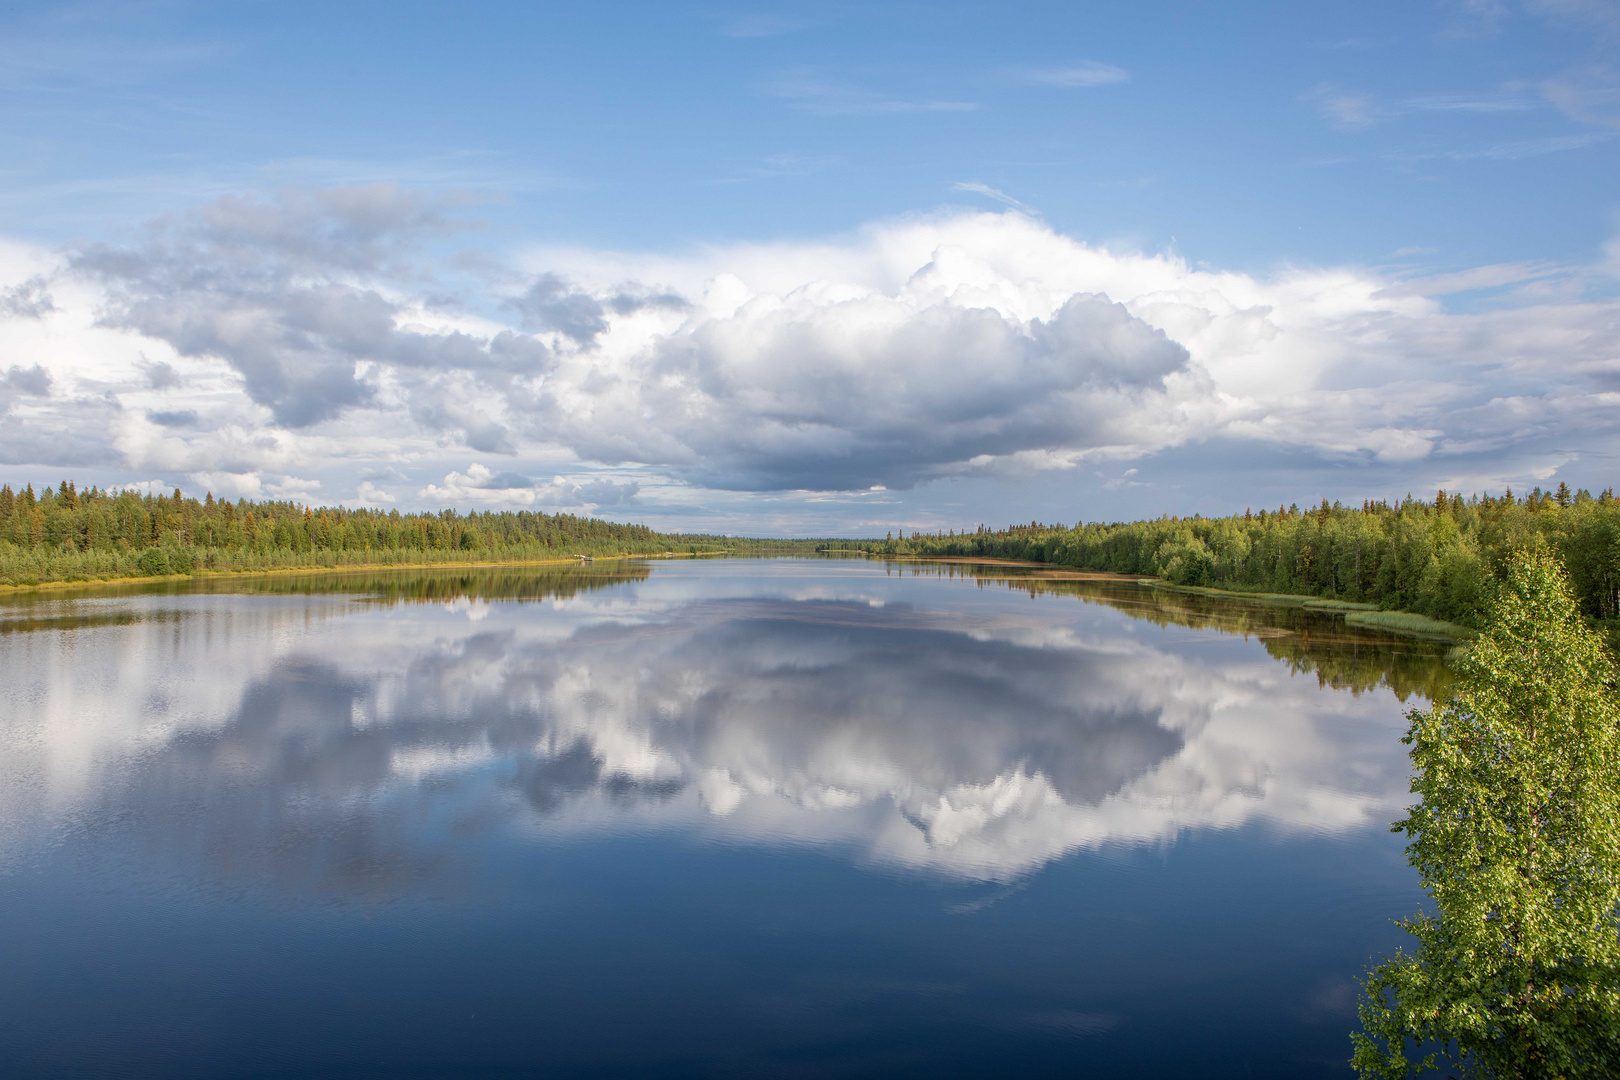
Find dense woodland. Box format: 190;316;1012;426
0;481;810;585
852;483;1620;638
8;478;1620;648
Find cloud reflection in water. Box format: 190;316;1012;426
0;563;1437;891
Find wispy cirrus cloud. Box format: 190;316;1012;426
720;13;808;38
0;31;222;92
1014;61;1128;88
1544;67;1620;128
1452;130;1615;158
1399;87;1542;113
950;182;1038;215
1390;130;1615;160
1308;74;1617;162
1306;84;1382;128
762;72;978;116
1529;0;1620;37
1310;81;1557;130
1376;260;1565;297
713;153;843;185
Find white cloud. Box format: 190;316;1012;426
721;14;807;38
0;583;1422;883
1016;62;1128;88
354;480;396;506
420;463;640;509
1544;68;1620;128
3;191;1620;517
267;476;321;499
950;182;1037;215
1407;131;1616;160
191;471;263;499
761;73;979;116
116;479;179;497
1307;85;1381;128
528;212;1620;489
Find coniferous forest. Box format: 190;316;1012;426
7;478;1620;648
0;480;813;585
852;483;1620;639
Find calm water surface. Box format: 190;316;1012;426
0;557;1450;1078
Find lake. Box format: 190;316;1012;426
0;556;1448;1078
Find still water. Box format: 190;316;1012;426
0;557;1448;1078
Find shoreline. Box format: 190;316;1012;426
0;551;733;597
0;548;1477;642
863;552;1475;642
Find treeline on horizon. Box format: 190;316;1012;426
851;482;1620;636
8;477;1620;641
0;480;812;586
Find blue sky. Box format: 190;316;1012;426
1;1;1618;533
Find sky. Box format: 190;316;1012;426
1;0;1618;535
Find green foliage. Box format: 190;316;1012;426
1343;609;1471;641
881;559;1456;702
1352;546;1620;1078
136;547;170;576
0;480;824;587
851;488;1620;638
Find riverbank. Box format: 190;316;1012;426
868;553;1476;642
1132;578;1473;642
0;548;1499;645
0;549;731;597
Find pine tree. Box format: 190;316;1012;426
1353;545;1620;1078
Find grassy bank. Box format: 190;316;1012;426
844;486;1620;646
1135;578;1471;640
872;552;1478;643
0;552;713;595
0;545;799;594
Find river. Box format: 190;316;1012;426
0;557;1448;1077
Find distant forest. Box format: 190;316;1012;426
7;480;1620;647
851;484;1620;638
0;481;811;586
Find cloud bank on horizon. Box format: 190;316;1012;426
0;185;1617;532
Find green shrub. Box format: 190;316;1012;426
136;548;170;576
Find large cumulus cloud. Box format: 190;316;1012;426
556;288;1198;490
2;188;1619;512
72;185;554;429
32;191;1222;494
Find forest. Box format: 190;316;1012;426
9;478;1620;648
0;480;812;586
850;483;1620;641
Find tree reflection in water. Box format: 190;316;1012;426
0;557;1447;895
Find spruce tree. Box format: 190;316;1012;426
1353;545;1620;1077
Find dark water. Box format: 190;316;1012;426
0;557;1449;1078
